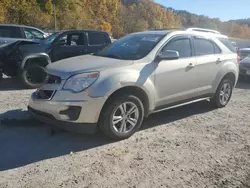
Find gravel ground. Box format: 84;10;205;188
0;77;250;188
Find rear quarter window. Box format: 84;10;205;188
217;38;236;53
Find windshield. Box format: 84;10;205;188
94;33;165;60
42;32;60;44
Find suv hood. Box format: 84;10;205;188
0;37;39;46
47;55;134;79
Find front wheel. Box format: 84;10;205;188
99;94;144;140
211;78;233;108
20;64;47;89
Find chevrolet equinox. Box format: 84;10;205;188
28;28;239;140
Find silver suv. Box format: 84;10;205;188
28;28;239;140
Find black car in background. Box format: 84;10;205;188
0;24;49;46
0;30;111;88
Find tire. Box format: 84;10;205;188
20;64;47;89
211;78;233;108
99;94;144;140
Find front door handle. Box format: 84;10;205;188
187;63;195;68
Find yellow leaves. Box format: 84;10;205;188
99;21;112;34
0;0;249;39
45;0;54;14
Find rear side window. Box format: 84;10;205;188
162;38;192;58
88;32;108;45
0;26;22;38
218;38;236;53
194;38;221;56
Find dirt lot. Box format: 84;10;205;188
0;77;250;188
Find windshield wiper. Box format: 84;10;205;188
92;53;123;59
105;54;124;59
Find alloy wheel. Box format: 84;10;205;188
219;82;231;105
112;102;139;134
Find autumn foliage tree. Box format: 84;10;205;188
0;0;250;39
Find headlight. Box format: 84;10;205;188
63;72;99;93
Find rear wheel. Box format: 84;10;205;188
99;94;144;140
20;64;47;89
211;78;233;108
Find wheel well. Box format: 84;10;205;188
222;72;236;85
24;57;49;69
101;86;150;117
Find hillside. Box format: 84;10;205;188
230;19;250;27
166;8;250;39
0;0;250;39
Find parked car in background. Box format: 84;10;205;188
239;47;250;60
0;30;111;88
28;28;239;140
239;55;250;78
231;41;239;51
0;24;49;46
110;37;117;43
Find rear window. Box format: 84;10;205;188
0;26;22;38
218;38;236;53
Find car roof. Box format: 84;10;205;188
239;48;250;52
130;28;228;39
56;29;109;33
0;24;44;30
132;30;173;35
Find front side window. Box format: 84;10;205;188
53;33;84;46
94;33;165;60
162;38;192;58
24;28;45;39
69;34;84;46
194;38;221;56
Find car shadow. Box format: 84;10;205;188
141;100;214;130
0;109;31;120
0;76;27;91
0;100;214;171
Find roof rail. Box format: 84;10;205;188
186;28;221;34
149;28;182;31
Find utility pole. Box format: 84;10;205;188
53;0;57;32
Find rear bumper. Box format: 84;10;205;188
28;106;97;134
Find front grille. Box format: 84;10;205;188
46;74;61;84
35;89;55;100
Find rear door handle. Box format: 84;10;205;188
216;58;222;63
187;63;195;68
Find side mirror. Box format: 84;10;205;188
156;50;179;61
